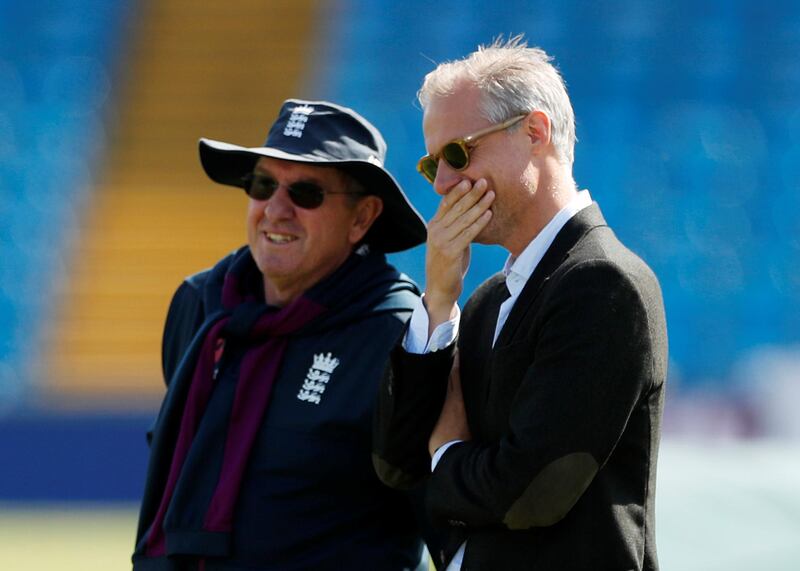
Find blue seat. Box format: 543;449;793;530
0;0;133;405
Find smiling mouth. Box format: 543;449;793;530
265;232;297;244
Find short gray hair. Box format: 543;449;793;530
418;36;576;165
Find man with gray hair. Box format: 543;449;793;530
374;37;668;570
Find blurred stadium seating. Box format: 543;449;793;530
0;0;133;406
1;1;799;568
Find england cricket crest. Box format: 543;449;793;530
296;352;340;405
283;104;314;138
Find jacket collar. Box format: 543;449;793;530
494;203;607;347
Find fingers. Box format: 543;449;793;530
433;178;492;228
455;198;493;245
429;178;495;252
429;353;471;457
448;351;461;393
424;178;494;323
432;178;473;221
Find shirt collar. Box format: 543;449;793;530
502;190;593;298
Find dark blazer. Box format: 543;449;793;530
373;204;668;570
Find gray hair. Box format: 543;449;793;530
418;36;576;165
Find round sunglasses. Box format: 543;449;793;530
416;114;528;183
241;172;364;209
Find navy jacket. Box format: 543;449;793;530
134;248;424;571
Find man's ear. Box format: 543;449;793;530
349;196;384;244
525;110;552;154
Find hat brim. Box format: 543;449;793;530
199;138;426;253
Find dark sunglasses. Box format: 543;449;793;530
241;172;364;209
416;114;528;183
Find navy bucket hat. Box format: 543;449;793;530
199;99;426;253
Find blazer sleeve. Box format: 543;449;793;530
372;341;455;490
426;259;665;530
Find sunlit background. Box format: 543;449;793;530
1;1;799;569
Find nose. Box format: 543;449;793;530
432;159;464;196
261;186;295;220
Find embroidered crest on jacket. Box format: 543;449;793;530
297;352;340;405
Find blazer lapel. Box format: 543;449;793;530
460;273;508;433
494;203;608;347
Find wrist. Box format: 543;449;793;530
422;293;458;331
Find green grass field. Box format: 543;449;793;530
0;504;137;571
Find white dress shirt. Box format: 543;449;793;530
403;190;593;570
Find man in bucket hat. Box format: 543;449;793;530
133;99;429;570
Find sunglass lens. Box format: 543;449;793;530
420;157;438;183
247;175;278;200
288;182;325;209
442;142;469;170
